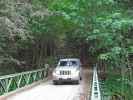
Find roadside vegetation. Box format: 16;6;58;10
0;0;133;99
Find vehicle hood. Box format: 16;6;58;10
55;66;78;71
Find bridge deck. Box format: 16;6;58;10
0;67;92;100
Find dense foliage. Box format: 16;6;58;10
0;0;133;99
0;0;61;74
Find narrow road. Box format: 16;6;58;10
7;81;81;100
2;67;92;100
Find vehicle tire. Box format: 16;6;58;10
53;81;58;85
75;80;80;84
80;76;82;80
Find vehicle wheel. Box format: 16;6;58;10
80;76;82;80
75;80;80;84
53;81;58;85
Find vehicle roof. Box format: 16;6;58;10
59;58;80;61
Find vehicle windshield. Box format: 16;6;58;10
69;61;78;66
59;60;78;67
59;61;68;66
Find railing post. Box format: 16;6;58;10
91;64;101;100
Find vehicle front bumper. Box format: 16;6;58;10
53;75;79;82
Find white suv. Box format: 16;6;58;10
52;58;82;84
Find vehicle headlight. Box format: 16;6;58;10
56;70;60;75
53;70;60;76
72;70;79;75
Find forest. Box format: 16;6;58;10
0;0;133;99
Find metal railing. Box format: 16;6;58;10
0;67;48;95
91;64;101;100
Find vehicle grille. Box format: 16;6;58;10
60;71;71;75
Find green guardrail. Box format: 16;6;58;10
90;64;101;100
0;67;48;95
100;81;110;100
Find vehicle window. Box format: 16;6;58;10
59;61;68;66
69;61;78;66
